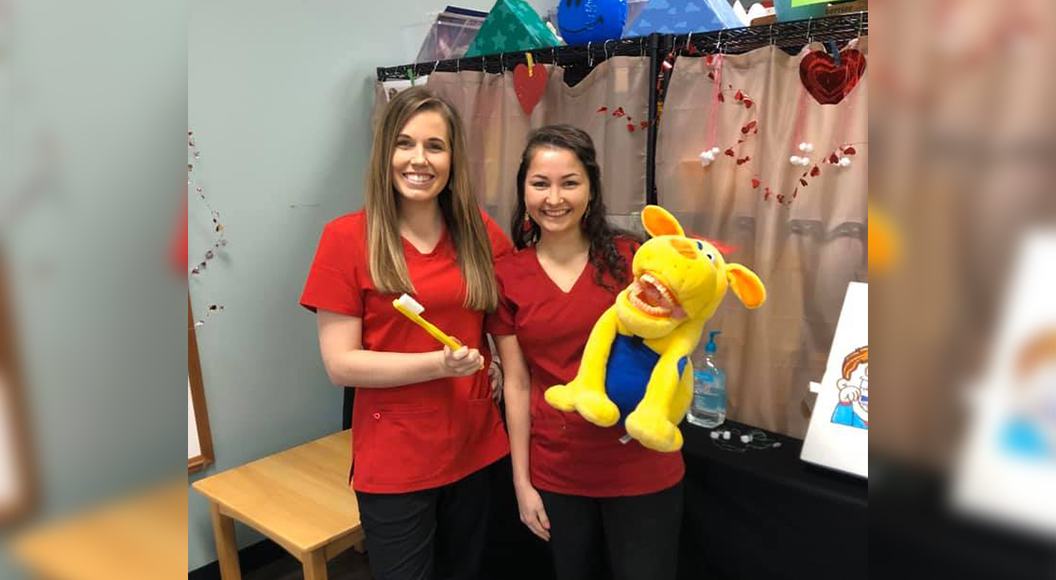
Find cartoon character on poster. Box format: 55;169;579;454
999;329;1056;462
800;281;868;478
831;346;868;430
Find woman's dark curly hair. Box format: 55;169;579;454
511;125;641;293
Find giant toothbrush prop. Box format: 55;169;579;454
545;205;766;452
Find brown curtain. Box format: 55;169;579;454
373;44;868;437
870;0;1056;469
374;56;650;235
656;40;869;437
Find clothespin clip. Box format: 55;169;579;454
825;40;841;66
406;67;417;86
525;52;535;77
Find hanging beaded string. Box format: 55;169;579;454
825;32;867;170
788;22;815;170
787;33;867;205
187;129;227;327
699;33;725;167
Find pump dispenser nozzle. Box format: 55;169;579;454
705;331;721;354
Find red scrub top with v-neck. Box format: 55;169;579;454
488;237;685;497
300;209;513;494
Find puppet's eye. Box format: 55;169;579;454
695;240;704;250
705;252;715;262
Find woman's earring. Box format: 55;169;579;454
522;212;533;233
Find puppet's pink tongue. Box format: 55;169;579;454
640;283;663;307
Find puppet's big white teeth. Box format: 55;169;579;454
629;278;674;317
639;273;679;309
630;291;671;317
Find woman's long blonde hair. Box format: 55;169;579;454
366;86;498;312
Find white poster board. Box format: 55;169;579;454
953;232;1056;537
381;78;429;103
801;281;869;478
188;380;201;460
187;298;213;473
0;260;33;523
0;376;21;508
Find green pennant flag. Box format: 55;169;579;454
465;0;561;58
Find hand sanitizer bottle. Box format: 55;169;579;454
688;331;726;428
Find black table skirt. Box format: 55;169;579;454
482;420;867;580
678;420;867;580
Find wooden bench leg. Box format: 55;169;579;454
209;503;242;580
303;549;327;580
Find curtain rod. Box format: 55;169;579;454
376;12;867;82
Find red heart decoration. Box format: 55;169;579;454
513;63;548;115
799;49;866;105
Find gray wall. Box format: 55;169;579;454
2;1;186;578
187;0;544;571
0;0;557;576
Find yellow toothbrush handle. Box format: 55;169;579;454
393;301;462;350
420;322;483;370
393;301;483;369
416;317;464;351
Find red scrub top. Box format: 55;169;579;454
488;237;685;497
300;209;513;494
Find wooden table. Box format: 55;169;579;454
11;481;187;580
192;429;364;580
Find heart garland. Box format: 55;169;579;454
799;48;866;105
513;59;548;115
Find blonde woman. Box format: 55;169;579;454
301;87;512;580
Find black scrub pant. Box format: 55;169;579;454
539;481;684;580
357;465;492;580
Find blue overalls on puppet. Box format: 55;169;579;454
605;334;689;426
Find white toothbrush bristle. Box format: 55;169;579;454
397;293;425;315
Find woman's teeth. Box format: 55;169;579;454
539;208;571;217
403;173;434;184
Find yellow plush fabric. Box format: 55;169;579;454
545;206;766;452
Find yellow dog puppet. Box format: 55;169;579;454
544;206;766;452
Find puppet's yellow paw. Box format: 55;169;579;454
575;391;620;428
625;408;683;452
544;384;578;412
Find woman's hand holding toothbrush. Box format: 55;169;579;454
438;345;483;377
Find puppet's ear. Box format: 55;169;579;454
641;205;684;238
726;263;766;309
